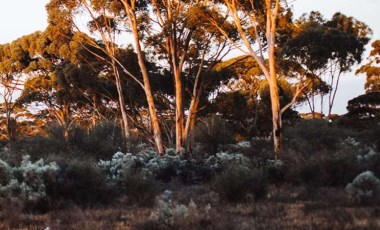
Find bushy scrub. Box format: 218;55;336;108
123;169;161;206
98;151;144;182
151;191;198;225
284;119;350;154
0;159;12;186
346;171;380;204
135;190;205;229
99;151;259;185
192;116;234;154
45;158;116;207
0;155;59;202
77;122;127;160
265;159;285;183
99;151;187;183
283;146;363;187
205;152;252;170
212;165;268;202
13;122;130;161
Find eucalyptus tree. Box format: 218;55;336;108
210;55;302;138
0;38;32;146
281;12;371;117
45;0;137;145
203;0;290;158
347;39;380;123
145;0;234;153
7;31;92;140
47;0;166;155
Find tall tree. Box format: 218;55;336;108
205;0;285;158
281;12;371;117
146;1;233;153
53;0;166;155
0;40;30;147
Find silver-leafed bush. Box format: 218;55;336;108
346;171;380;203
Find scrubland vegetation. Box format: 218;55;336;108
0;119;379;229
1;0;380;229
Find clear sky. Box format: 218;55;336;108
0;0;379;114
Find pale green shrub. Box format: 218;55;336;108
149;190;201;226
0;155;59;201
346;171;380;203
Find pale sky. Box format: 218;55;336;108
0;0;379;114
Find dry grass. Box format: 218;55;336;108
0;185;379;230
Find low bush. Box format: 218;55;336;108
45;158;116;207
123;169;161;206
134;190;205;230
346;171;380;204
284;149;362;187
284;119;351;155
0;159;12;186
0;156;59;201
191;116;234;155
212;165;268;202
76;122;127;160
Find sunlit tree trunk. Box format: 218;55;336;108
184;88;202;153
217;0;282;158
249;0;282;158
124;3;165;155
112;62;131;142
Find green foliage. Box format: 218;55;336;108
0;159;12;186
192;116;234;155
123;169;161;207
284;150;362;187
346;171;380;204
284;119;351;154
282;12;370;72
345;92;380;123
212;165;268;202
0;155;59;213
45;157;116;207
75;122;127;160
280;11;371;112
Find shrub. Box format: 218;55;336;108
284;119;350;155
177;159;216;184
0;156;59;213
99;151;186;183
346;171;380;204
0;159;12;186
0;155;59;202
192;116;234;155
212;165;268;202
134;190;203;229
250;168;269;200
98;151;143;182
13;122;130;161
78;122;127;160
45;158;116;207
265;159;285;183
123;169;161;206
284;148;362;187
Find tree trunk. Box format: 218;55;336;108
130;16;165;156
184;88;202;154
269;80;281;159
112;63;131;144
174;69;184;154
